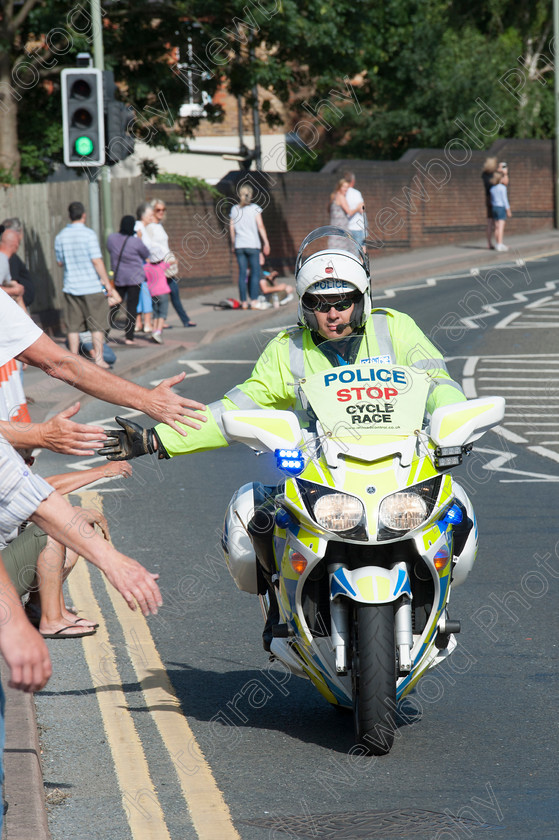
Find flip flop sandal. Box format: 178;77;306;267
74;617;99;629
41;625;97;639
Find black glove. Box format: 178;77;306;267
99;417;169;461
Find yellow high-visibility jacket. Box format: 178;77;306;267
156;308;465;457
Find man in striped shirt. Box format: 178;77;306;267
54;201;118;368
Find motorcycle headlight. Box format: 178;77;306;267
313;493;365;532
378;492;428;531
377;478;442;540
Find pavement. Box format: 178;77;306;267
3;227;559;839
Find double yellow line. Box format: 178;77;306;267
70;491;240;840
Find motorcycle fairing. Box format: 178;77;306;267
276;527;329;643
292;636;353;706
330;563;411;603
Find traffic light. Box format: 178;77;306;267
61;68;105;167
104;71;135;165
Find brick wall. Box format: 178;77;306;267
146;139;555;294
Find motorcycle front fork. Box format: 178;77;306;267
328;564;413;676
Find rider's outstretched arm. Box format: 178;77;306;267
100;404;232;461
101;330;296;461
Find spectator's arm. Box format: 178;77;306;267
9;256;35;307
47;460;132;495
29;490;162;615
0;403;107;455
91;257;112;289
2;280;25;298
256;214;270;256
16;333;207;434
339;196;363;218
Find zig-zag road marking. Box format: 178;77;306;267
373;253;533;302
476;447;559;482
460;355;559;464
460;280;559;329
494;288;559;329
364;257;559;332
149;359;254;386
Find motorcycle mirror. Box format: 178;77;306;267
429;397;505;447
222;409;303;453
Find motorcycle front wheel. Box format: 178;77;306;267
351;603;396;756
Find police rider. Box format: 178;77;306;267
101;227;466;646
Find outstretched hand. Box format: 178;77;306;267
143;372;207;434
103;550;162;616
41;402;107;455
101;460;133;479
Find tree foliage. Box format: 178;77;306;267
0;0;555;181
293;0;555;165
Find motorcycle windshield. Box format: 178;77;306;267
301;362;430;440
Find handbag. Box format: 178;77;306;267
113;236;130;286
165;251;179;278
145;261;171;296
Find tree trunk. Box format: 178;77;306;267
0;54;21;181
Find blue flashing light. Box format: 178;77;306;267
443;503;464;526
275;448;304;475
275;508;292;529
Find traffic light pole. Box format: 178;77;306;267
91;0;113;251
87;169;101;241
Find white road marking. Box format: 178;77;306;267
476;447;559;481
149;359;255;386
459;354;559;464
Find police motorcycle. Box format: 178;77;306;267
222;229;505;755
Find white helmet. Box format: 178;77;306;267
295;226;371;330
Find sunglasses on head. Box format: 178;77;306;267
303;293;360;313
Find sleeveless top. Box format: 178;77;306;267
329;200;350;248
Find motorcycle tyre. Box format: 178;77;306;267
351;603;396;756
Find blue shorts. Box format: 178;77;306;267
492;206;507;221
348;229;366;247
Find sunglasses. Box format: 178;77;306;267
303;293;360;313
155;207;166;213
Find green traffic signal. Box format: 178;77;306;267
62;68;105;166
74;136;94;156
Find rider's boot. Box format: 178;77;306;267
262;584;280;652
